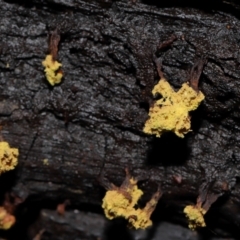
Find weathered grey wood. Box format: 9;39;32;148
29;209;233;240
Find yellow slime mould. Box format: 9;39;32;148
184;205;206;230
102;169;161;229
0;141;18;174
0;207;15;230
143;78;204;138
42;54;63;86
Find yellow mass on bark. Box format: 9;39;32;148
143;78;204;138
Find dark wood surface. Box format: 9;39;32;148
1;0;240;238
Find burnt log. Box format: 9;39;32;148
1;0;240;239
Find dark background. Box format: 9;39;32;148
0;0;240;239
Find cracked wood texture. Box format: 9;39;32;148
1;0;240;239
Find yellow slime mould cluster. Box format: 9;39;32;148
183;205;206;230
102;170;161;229
0;141;18;174
42;54;63;86
143;78;205;138
0;207;16;230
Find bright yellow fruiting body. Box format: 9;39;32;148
184;205;206;230
42;54;63;86
0;141;18;174
0;207;15;230
143;78;205;138
102;173;160;229
102;178;143;220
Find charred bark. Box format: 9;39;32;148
1;0;240;239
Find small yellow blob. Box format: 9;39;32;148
184;205;206;230
0;207;15;230
143;78;205;138
0;141;18;174
43;159;49;166
102;178;143;220
102;171;161;229
42;54;63;86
